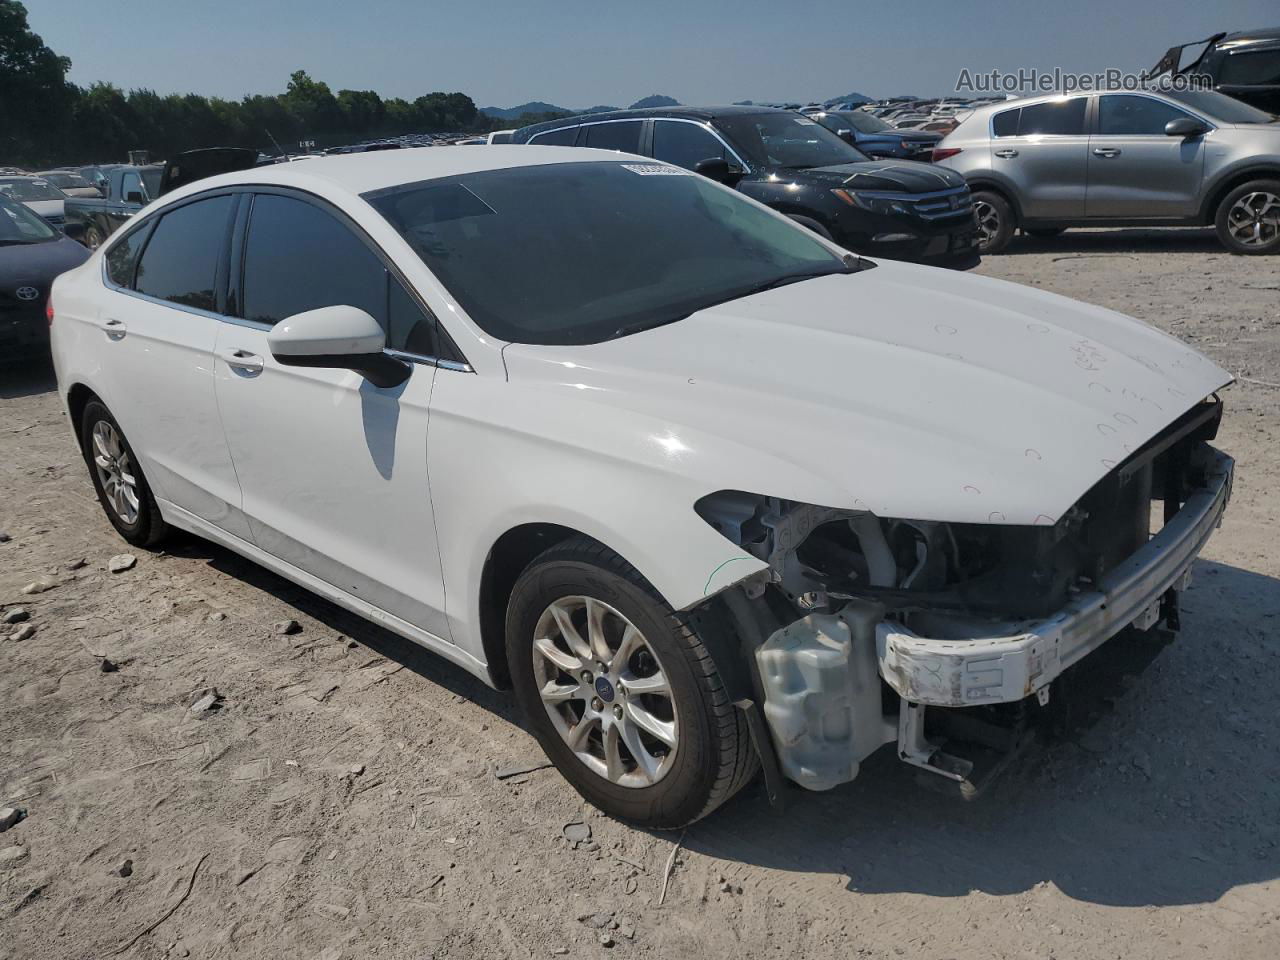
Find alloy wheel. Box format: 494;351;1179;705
532;596;679;788
1227;191;1280;247
974;199;1000;246
91;421;140;525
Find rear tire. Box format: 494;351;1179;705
973;190;1015;254
1214;179;1280;255
506;537;756;827
79;400;168;548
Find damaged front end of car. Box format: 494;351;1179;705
687;397;1234;800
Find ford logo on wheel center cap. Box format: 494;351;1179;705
15;286;40;301
594;676;615;703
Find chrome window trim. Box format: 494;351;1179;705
651;117;753;173
385;348;473;373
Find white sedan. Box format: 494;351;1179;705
50;147;1234;825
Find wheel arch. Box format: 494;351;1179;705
65;382;101;437
967;178;1024;223
1199;166;1280;225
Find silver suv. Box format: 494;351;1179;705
935;88;1280;255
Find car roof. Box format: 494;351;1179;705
1219;26;1280;48
162;145;654;200
515;105;790;139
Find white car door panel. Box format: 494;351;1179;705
211;190;451;641
96;194;250;540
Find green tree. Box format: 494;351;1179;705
0;0;75;164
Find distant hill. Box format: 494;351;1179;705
823;91;873;106
480;101;567;120
628;94;680;109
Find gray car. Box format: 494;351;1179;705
935;88;1280;255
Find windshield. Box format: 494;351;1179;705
0;198;58;243
0;178;66;202
366;160;853;346
1165;89;1276;123
840;111;894;134
716;113;869;169
40;172;92;189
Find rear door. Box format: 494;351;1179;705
94;192;249;538
988;97;1089;218
212;189;451;640
1085;94;1207;218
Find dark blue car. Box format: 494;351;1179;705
0;196;89;357
811;110;942;161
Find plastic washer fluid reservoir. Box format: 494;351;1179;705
755;601;895;791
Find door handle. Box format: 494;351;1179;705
1093;147;1122;158
101;318;127;340
221;349;264;375
993;148;1019;158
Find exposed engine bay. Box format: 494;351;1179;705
692;397;1231;798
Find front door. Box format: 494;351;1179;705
94;193;249;539
212;190;451;640
988;96;1090;219
1085;94;1207;218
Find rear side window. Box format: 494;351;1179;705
992;109;1019;137
1097;95;1191;136
529;126;578;146
104;225;150;288
1219;50;1280;85
583;121;643;153
133;195;233;312
1015;98;1086;136
652;121;727;170
240;193;437;354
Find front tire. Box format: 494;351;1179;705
79;400;168;547
1215;179;1280;255
506;537;756;827
973;190;1015;254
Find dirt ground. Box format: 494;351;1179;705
2;227;1278;960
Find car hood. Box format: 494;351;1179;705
500;260;1232;526
21;199;64;219
794;159;964;192
0;236;89;288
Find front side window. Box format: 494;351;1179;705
652;121;727;171
583;121;643;153
133;195;234;312
120;172;145;201
366;160;854;346
529;126;578;146
0;199;58;243
1165;88;1274;123
1097;95;1190;135
240;193;436;354
714;113;868;168
1015;98;1086;136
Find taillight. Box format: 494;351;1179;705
931;146;962;162
46;298;54;327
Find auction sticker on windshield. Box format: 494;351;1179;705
620;163;691;176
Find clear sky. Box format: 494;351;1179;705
25;0;1278;109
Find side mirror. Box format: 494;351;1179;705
1165;117;1208;139
267;305;410;388
124;190;144;204
693;157;742;184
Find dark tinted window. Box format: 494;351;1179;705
1098;95;1190;135
241;194;435;354
652;121;726;170
1166;89;1273;123
1219;50;1280;85
133;195;233;311
583;121;644;153
1016;98;1086;135
992;108;1019;137
105;225;149;287
529;126;578;146
366;161;849;346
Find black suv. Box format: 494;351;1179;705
512;106;980;269
1149;28;1280;114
